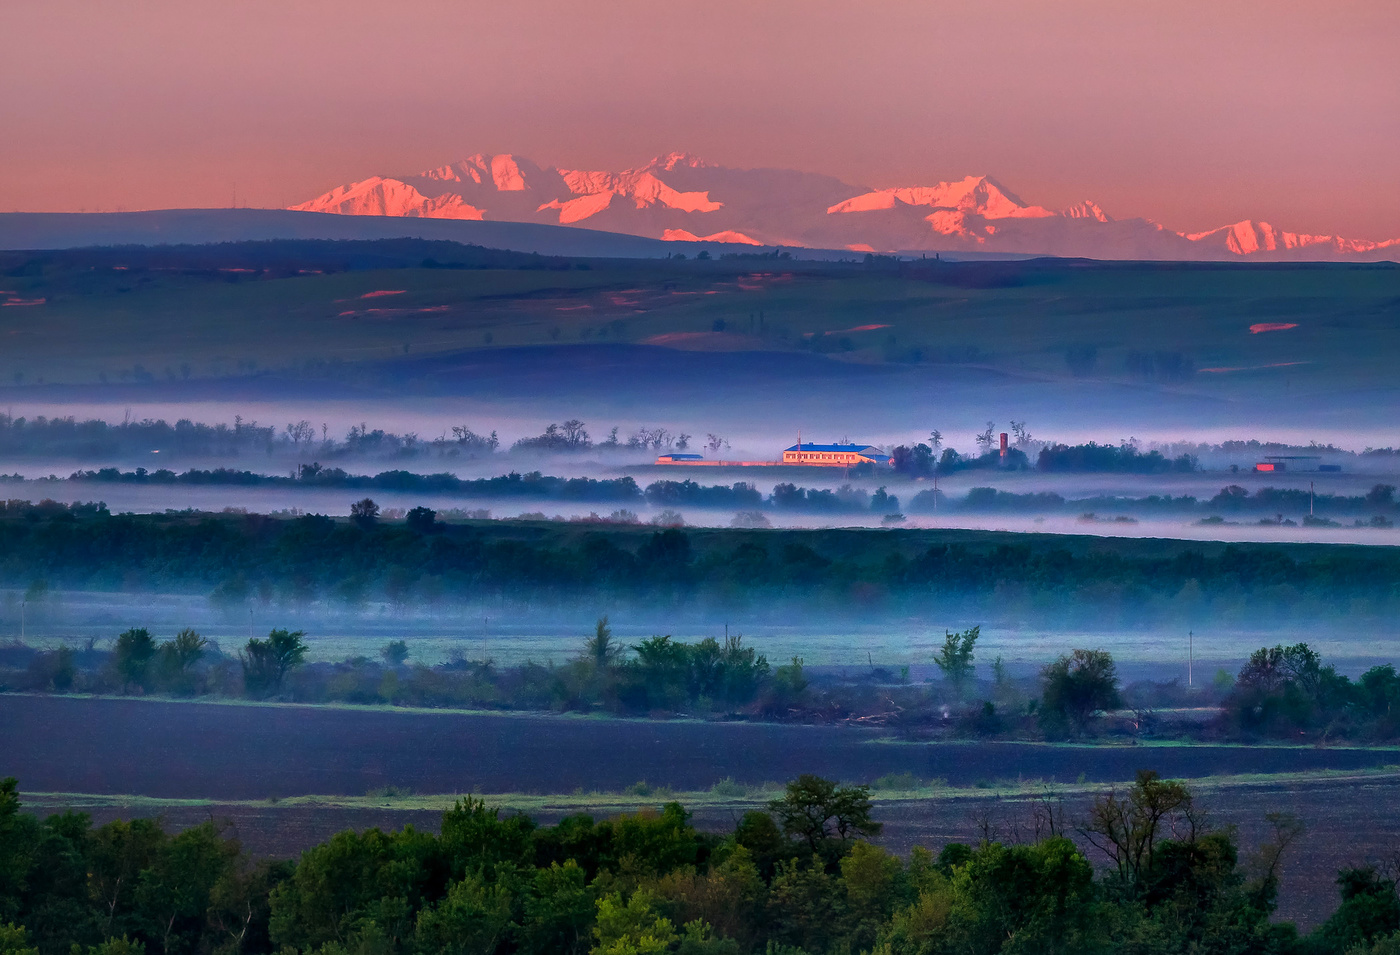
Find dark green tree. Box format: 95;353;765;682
412;873;516;955
88;818;166;940
1080;770;1198;892
768;775;881;862
1311;867;1400;953
268;826;439;952
766;859;845;953
239;629;308;697
518;861;593;955
0;922;38;955
732;811;789;879
113;629;157;691
349;498;380;529
404;506;437;533
131;823;240;955
157;629;206;693
945;837;1106;954
934;626;979;697
1040;648;1120;735
584;617;623;672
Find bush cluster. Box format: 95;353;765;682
5;771;1400;955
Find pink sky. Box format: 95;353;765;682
2;0;1397;237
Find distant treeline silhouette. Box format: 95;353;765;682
0;414;703;462
15;465;1400;521
8;409;1393;471
4;503;1400;623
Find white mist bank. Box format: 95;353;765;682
9;588;1400;680
5;476;1400;548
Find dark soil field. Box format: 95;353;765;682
3;695;1397;798
6;695;1399;929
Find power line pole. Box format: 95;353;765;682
1188;630;1193;687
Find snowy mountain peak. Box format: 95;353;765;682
827;175;1053;220
647;152;714;172
1063;200;1110;222
289;153;1400;261
289;176;484;220
1184;219;1397;256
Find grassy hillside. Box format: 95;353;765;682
3;242;1398;408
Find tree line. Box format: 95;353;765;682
0;415;716;465
887;440;1196;478
9;618;1400;744
4;505;1400;624
5;768;1400;955
15;469;1400;521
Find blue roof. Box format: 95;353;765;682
784;443;883;453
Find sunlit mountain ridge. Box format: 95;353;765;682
290;151;1399;260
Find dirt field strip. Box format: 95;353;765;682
17;765;1400;816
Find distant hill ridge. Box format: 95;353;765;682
289;150;1400;262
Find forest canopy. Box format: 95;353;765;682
3;771;1396;955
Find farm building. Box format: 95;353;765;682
782;442;892;467
1253;455;1341;473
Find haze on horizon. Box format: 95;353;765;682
2;0;1398;239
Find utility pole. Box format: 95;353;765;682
1188;630;1193;687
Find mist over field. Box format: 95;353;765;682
10;8;1400;952
8;581;1400;683
6;249;1400;717
4;245;1400;943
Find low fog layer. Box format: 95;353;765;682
8;391;1400;467
8;587;1400;683
7;452;1400;545
4;482;1400;547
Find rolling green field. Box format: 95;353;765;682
3;243;1398;407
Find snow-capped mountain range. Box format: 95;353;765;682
290;152;1398;261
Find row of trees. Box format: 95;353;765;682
1222;643;1400;738
7;508;1400;624
33;471;1400;524
5;770;1399;955
510;423;705;455
887;430;1197;478
934;626;1400;742
7;407;1380;474
8;621;803;716
0;414;720;463
101;627;307;699
11;615;1400;741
